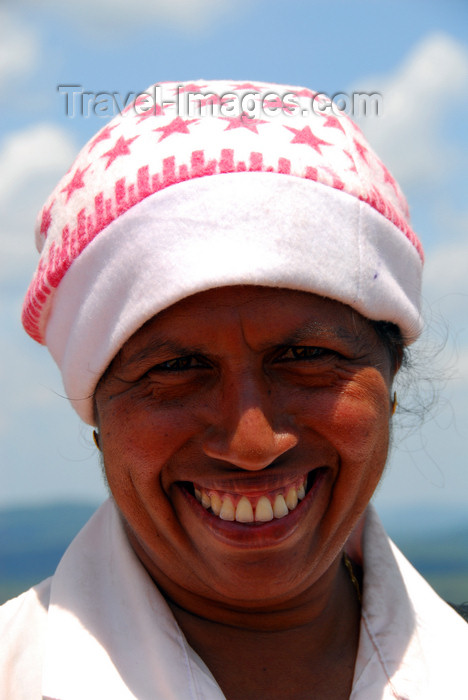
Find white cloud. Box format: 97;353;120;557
355;33;468;189
0;123;77;285
0;9;39;90
0;120;107;506
421;227;468;403
354;33;468;416
422;204;468;332
0;123;76;207
425;240;468;301
357;58;468;509
10;0;240;33
0;121;77;445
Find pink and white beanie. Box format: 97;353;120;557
22;79;424;425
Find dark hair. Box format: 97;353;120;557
371;320;407;374
372;315;448;437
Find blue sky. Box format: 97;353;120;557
1;0;467;528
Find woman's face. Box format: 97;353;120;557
95;286;396;611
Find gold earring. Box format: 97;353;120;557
391;391;397;415
93;430;101;450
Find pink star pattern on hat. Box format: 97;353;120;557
232;82;263;90
176;82;208;94
136;101;165;123
322;115;346;133
154;116;199;142
23;79;423;346
221;113;267;133
353;138;369;164
295;88;316;98
88;124;117;152
61;166;90;202
263;96;297;115
101;135;138;169
285;125;331;154
39;201;54;239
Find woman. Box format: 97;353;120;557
1;79;466;699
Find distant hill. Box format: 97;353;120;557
1;501;467;605
0;502;98;603
377;502;468;538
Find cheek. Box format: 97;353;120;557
331;394;389;465
97;395;204;490
289;369;390;468
97;403;179;540
324;374;391;504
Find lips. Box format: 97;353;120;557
188;471;322;524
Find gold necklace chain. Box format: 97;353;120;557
343;552;362;604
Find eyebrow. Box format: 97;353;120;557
122;320;364;366
122;338;207;369
280;321;363;347
115;320;370;378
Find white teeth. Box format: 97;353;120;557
219;497;235;521
285;487;298;511
210;492;222;516
235;496;254;523
201;492;211;509
255;496;274;522
273;493;289;519
194;475;310;523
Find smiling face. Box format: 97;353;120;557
94;286;396;616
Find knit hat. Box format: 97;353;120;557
22;79;423;425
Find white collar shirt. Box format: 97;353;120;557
1;499;467;699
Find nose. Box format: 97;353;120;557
202;377;298;470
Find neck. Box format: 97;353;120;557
166;556;361;700
165;553;359;632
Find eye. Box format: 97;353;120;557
275;346;336;362
149;355;209;373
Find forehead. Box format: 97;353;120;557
118;286;375;359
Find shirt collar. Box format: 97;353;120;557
42;499;465;700
42;499;224;700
